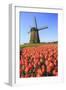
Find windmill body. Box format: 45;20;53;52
29;17;48;44
30;27;40;43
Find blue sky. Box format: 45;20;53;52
19;12;58;44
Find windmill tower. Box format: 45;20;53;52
28;17;48;43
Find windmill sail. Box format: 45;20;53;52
34;17;37;28
38;26;48;31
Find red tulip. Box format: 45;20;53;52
25;66;29;73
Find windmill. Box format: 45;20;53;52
28;17;48;43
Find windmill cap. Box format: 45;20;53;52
31;27;38;31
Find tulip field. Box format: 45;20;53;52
20;43;58;78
